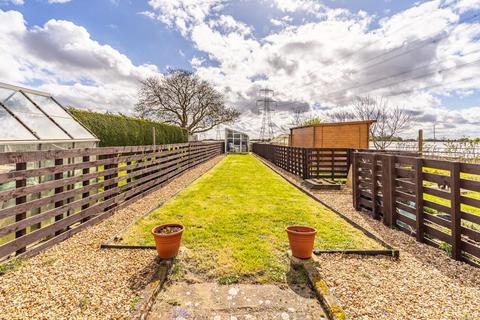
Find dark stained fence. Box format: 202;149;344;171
353;151;480;266
252;144;352;180
0;142;223;261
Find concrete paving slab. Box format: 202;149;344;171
148;282;327;320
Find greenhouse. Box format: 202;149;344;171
225;128;249;153
0;82;98;152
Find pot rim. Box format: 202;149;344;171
151;223;184;237
285;225;317;235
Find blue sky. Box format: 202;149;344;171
0;0;479;138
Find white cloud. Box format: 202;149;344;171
137;10;156;20
0;9;159;112
147;0;224;36
271;0;325;13
147;0;480;138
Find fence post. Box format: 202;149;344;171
81;155;91;224
103;153;117;211
52;158;65;236
382;155;396;227
371;154;378;219
352;152;360;211
272;145;276;165
302;149;309;179
451;161;462;260
15;162;27;255
331;150;335;180
414;157;424;242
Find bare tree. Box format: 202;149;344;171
328;96;411;150
135;70;240;135
290;107;305;126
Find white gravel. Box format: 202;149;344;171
0;156;224;320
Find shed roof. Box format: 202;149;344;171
0;82;98;143
290;120;376;130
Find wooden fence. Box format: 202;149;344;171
252;143;352;180
353;151;480;265
0;142;223;261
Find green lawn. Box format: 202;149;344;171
121;154;382;283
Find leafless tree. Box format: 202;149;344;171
290;107;305;126
135;70;240;135
328;96;411;150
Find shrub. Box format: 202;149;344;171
68;108;188;147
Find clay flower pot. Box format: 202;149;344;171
151;223;184;259
286;225;317;259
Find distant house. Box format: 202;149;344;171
225;128;249;153
270;134;290;146
289;120;375;149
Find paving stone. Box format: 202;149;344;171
147;282;327;320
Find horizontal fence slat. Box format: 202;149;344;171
424;212;451;228
423;172;451;185
460;179;480;192
423;186;451;199
462;240;480;257
462;211;480;224
423;199;451;214
424;224;451;243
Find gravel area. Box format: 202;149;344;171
257;157;480;320
0;155;224;320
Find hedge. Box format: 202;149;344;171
68;108;188;147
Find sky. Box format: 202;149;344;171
0;0;479;139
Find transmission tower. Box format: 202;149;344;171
257;88;276;141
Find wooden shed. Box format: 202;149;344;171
289;120;375;148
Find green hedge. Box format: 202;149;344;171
68;108;188;147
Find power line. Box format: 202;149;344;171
380;75;480;98
293;12;479;90
297;2;458;84
324;48;480;100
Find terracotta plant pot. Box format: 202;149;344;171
151;223;184;259
286;225;317;259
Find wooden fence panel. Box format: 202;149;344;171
0;142;223;261
353;150;480;267
252;144;351;180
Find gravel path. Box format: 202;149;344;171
258;158;480;320
0;155;224;320
313;189;480;320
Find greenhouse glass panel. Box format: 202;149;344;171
52;117;95;139
25;93;72;118
0;108;36;140
25;93;95;139
3;93;70;140
0;87;15;102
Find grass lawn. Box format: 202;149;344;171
121;154;383;283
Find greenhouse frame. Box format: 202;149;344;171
0;82;98;153
225;128;249;153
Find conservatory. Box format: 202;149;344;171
225;128;249;153
0;82;98;152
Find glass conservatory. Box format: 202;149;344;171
0;82;98;152
225;128;249;153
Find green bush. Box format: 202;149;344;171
68;108;188;147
